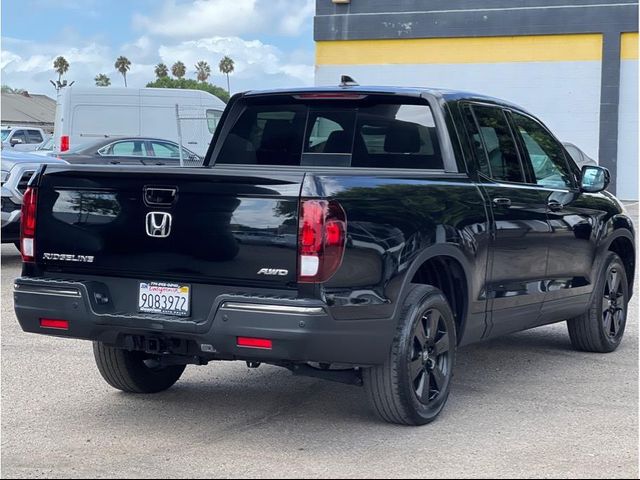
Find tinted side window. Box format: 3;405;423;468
103;140;147;157
11;130;28;143
27;130;44;143
461;104;491;177
150;141;180;158
472;106;524;183
511;112;573;189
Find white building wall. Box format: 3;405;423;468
617;58;639;200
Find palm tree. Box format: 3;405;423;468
94;74;111;87
114;56;131;87
53;56;70;84
172;61;186;79
195;61;211;83
219;56;234;94
155;63;169;79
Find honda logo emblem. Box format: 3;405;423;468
145;212;172;238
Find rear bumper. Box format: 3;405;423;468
13;276;395;366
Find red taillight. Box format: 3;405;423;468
20;187;37;262
237;337;273;349
60;135;69;152
40;318;69;330
298;199;347;283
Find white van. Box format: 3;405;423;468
53;87;226;156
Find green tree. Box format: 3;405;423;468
155;63;169;79
195;60;211;83
94;73;111;87
1;85;26;94
218;56;235;94
53;56;70;84
145;77;229;103
114;56;131;87
171;61;186;79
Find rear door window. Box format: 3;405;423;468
149;141;181;158
27;130;44;143
214;98;443;169
469;105;525;183
100;140;147;157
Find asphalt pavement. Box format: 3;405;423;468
1;203;638;478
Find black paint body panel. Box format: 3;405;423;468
16;87;635;366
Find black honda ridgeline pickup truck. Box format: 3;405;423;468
14;85;635;425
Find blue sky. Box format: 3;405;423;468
1;0;315;95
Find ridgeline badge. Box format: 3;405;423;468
43;253;95;263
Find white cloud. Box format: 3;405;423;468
158;36;313;88
1;34;313;95
133;0;314;40
1;0;314;95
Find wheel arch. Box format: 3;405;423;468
397;245;474;344
604;228;635;296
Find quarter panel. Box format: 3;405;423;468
303;173;490;338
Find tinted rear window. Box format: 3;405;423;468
214;98;442;169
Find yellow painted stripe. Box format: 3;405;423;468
316;34;603;65
621;33;639;60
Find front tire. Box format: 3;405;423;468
567;252;629;353
93;342;185;393
363;285;457;425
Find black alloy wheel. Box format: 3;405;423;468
602;266;626;339
409;308;452;405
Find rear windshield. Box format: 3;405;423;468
213;97;443;169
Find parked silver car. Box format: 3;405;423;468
562;142;598;168
1;150;67;248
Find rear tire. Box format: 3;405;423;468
93;342;185;393
363;284;457;425
567;252;629;353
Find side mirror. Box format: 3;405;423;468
10;137;23;146
580;165;610;193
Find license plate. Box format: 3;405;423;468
138;282;190;317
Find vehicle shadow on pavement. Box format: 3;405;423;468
78;324;626;430
1;251;23;269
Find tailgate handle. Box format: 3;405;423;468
144;187;178;206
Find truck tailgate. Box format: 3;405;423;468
34;166;303;288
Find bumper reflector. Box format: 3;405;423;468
40;318;69;330
237;337;273;350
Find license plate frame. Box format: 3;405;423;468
138;281;191;317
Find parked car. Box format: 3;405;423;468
563;141;598;168
53;137;203;166
1;126;49;152
14;85;635;426
1;150;67;247
53;87;225;156
29;136;56;157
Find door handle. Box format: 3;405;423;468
492;197;512;208
547;200;564;212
